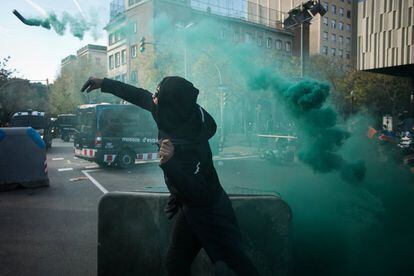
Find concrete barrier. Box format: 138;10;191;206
98;191;291;275
0;127;49;190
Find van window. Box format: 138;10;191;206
77;110;96;133
97;106;154;137
11;115;47;129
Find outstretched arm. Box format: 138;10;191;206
81;77;153;112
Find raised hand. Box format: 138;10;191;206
159;139;175;165
81;77;103;93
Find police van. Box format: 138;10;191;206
57;114;76;142
10;110;53;149
74;103;158;168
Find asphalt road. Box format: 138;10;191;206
0;139;306;276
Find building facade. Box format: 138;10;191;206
357;0;414;72
105;0;294;84
251;0;358;66
61;44;107;74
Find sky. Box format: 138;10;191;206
0;0;111;83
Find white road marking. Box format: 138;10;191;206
58;168;73;172
52;158;64;161
67;160;72;164
82;170;108;194
213;155;258;161
84;165;99;169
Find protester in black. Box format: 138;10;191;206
81;76;259;276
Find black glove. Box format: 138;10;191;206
164;194;181;220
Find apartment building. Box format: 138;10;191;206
357;0;414;73
61;44;107;74
105;0;294;83
250;0;358;65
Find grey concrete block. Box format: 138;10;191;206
0;127;48;189
98;191;291;275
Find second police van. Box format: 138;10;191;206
74;103;158;168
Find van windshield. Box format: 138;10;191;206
97;106;154;137
58;115;76;127
11;115;47;129
77;109;96;133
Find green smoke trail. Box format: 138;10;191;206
18;11;94;39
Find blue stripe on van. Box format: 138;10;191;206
26;127;45;149
0;129;5;142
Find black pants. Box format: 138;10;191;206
165;210;260;276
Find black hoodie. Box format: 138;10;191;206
101;78;243;261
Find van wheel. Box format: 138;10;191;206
117;151;135;169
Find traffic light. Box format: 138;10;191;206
222;92;227;107
139;36;146;53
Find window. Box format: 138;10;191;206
132;22;137;33
121;49;127;65
115;52;120;67
234;31;240;42
114;75;121;81
323;2;329;11
285;42;291;52
339;7;344;17
323;31;328;41
130;71;137;83
276;39;282;50
338;49;343;58
129;0;140;5
95;57;101;65
323;17;328;27
257;36;263;46
331;4;336;14
346;24;351;32
339;22;344;30
121;73;127;82
322;46;328;55
220;29;226;39
346;37;351;45
110;30;125;45
245;33;253;44
109;55;114;69
331;48;336;56
109;34;115;45
266;38;272;48
339;35;344;44
346;51;350;60
131;45;137;58
347;10;351;19
331;19;336;29
331;33;336;43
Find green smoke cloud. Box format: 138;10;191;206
247;69;366;182
138;14;414;275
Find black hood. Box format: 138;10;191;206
155;76;199;135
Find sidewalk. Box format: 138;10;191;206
217;133;259;157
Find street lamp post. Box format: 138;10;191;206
175;22;194;79
284;0;326;78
